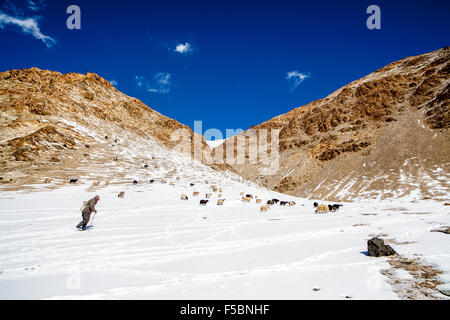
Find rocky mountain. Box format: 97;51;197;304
219;47;449;201
0;68;221;190
1;48;448;200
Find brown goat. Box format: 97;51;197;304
315;204;329;214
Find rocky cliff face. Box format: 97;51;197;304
221;47;449;201
0;68;218;189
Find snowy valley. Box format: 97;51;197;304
0;48;449;300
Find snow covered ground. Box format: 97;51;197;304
0;177;449;300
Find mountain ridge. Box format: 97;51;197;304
1;48;448;201
0;67;226;189
217;47;449;201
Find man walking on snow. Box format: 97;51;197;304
76;195;100;231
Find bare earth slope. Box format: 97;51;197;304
224;47;449;201
0;68;219;189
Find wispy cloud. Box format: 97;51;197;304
110;80;118;86
174;42;193;54
0;0;55;48
0;13;56;47
27;0;46;12
149;72;171;93
135;72;172;94
2;0;20;16
285;71;310;91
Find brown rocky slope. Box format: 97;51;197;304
0;68;221;189
219;47;449;201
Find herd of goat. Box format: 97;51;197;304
66;177;343;213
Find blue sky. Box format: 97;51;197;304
1;0;449;138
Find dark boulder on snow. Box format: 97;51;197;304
367;237;396;257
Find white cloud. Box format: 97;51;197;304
110;80;118;86
174;42;192;54
0;12;56;47
2;0;20;16
285;71;310;91
135;73;171;94
148;72;171;93
27;0;46;12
